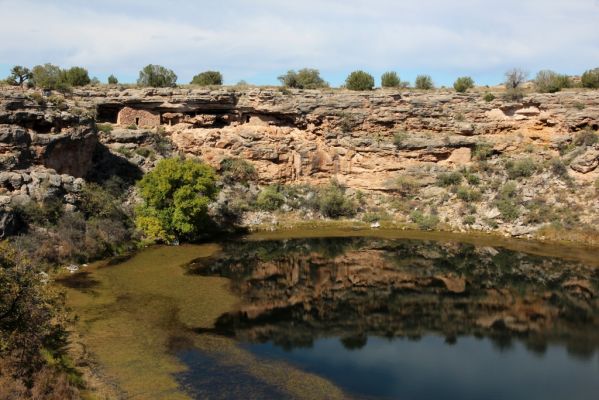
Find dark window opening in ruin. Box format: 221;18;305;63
245;115;251;123
96;105;119;123
135;117;140;125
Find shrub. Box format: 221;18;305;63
495;181;520;221
463;215;476;225
436;171;463;186
473;142;493;160
220;158;257;184
393;131;408;148
135;158;218;242
415;75;434;90
549;158;568;178
345;70;375;91
135;147;154;158
15;198;64;227
465;173;481;185
581;67;599;89
456;186;482;202
505;158;537;179
317;181;357;218
534;70;571;93
31;63;70;91
47;94;67;109
278;68;328;89
483;92;496;102
96;123;113;133
107;74;118;84
395;175;420;197
191;70;223;86
137;64;177;87
573;127;599;147
0;243;75;397
6;65;32;87
63;66;90;86
255;186;285;211
453;76;475;93
361;211;389;223
410;210;439;230
381;71;400;88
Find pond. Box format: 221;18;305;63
60;230;599;400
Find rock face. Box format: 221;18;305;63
83;88;599;189
1;86;599;239
0;91;100;227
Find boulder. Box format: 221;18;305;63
570;149;599;173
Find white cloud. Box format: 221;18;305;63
0;0;598;85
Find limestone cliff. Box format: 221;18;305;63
1;86;598;240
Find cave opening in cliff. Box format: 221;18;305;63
96;105;119;123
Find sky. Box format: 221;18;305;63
1;0;598;87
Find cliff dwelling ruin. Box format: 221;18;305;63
116;106;161;127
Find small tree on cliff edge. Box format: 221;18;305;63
381;71;401;88
6;66;32;87
415;75;434;90
345;70;375;91
453;76;475;93
135;158;218;242
191;70;223;86
137;64;177;87
278;68;328;89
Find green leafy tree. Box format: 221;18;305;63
63;66;90;86
6;65;32;87
107;74;118;84
415;74;434;90
581;67;599;89
278;68;328;89
453;76;475;92
0;242;69;379
345;70;375;91
534;70;571;93
31;63;70;91
191;70;223;86
381;71;400;88
137;64;177;87
135;158;218;242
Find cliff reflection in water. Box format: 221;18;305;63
188;237;599;357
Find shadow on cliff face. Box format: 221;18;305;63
85;143;143;187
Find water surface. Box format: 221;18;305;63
189;236;599;400
62;232;599;399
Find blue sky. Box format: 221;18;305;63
1;0;598;86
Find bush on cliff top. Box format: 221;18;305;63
278;68;328;89
453;76;475;93
581;68;599;89
415;75;434;90
534;70;571;93
381;71;401;88
135;158;218;242
137;64;177;87
345;70;375;91
191;70;223;86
